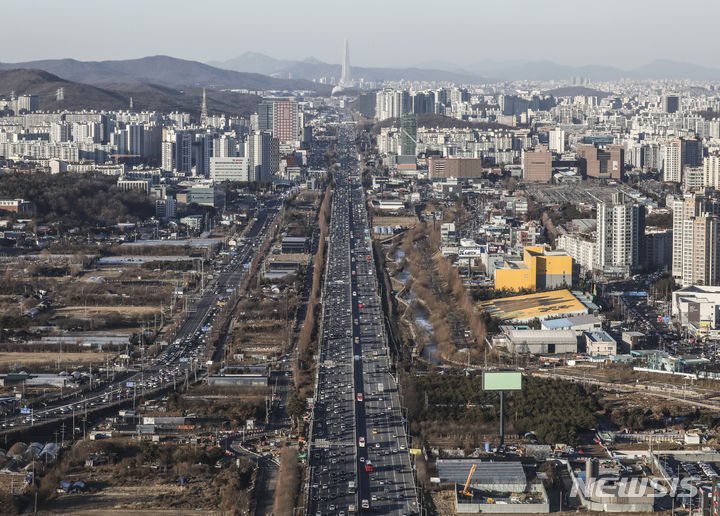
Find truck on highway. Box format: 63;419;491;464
348;480;356;493
377;383;384;393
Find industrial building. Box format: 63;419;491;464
499;329;578;355
436;459;549;514
494;246;577;292
281;236;309;254
541;314;602;335
477;289;591;323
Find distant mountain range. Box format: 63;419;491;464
210;52;720;83
0;55;332;93
0;69;264;119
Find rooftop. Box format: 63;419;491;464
477;289;588;321
585;331;616;343
437;459;527;485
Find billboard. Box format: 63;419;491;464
457;247;484;258
482;371;522;391
487;243;506;254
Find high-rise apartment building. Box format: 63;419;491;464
704;155;720;189
548;129;565;153
596;192;646;275
400;113;417;156
375;89;410;121
663;139;682;183
672;192;720;287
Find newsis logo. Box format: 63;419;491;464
571;475;700;499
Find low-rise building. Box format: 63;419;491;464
585;331;617;356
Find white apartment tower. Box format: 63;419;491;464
548;129;565;153
663;139;682;183
596;192;646;274
704;155;720;189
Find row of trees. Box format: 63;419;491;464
295;184;332;395
273;446;301;516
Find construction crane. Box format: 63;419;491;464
459;463;476;498
108;154;141;164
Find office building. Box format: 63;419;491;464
578;144;624;180
272;99;299;141
428;157;483;181
684;167;705;191
682;138;703;169
155;196;177;219
356;93;377;119
440;223;456;244
248;131;272;181
596;192;646;276
672;192;720;287
210;157;250;182
400;113;417;156
662;93;681;113
522;148;552;182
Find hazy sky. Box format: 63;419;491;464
5;0;720;70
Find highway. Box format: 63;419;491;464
308;122;417;516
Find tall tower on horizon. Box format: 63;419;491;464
200;87;208;126
341;38;351;85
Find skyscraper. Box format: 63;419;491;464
200;88;208;127
400;114;417;156
341;38;351;85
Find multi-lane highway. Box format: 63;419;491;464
308;122;417;516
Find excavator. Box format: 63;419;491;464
459;463;476;497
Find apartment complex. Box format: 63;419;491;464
672;191;720;287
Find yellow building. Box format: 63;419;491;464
494;246;576;292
